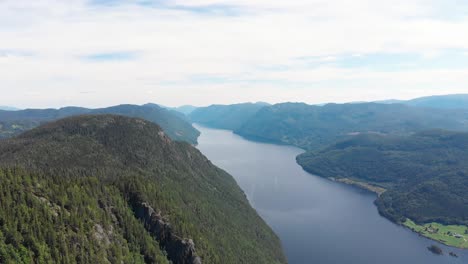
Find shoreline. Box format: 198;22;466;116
328;177;386;196
327;176;468;250
198;126;468;251
403;219;468;250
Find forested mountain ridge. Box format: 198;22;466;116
0;104;199;144
296;130;468;226
189;102;269;130
235;102;468;150
193;100;468;248
0;115;286;264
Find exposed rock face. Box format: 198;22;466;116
134;201;201;264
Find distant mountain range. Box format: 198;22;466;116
189;102;270;130
2;94;468;251
375;94;468;109
188;98;468;150
0;106;19;111
171;105;198;115
0;104;200;143
234;102;468;150
153;104;198;115
187;98;468;247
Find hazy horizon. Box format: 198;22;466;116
1;92;467;110
1;0;468;108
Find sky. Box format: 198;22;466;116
1;0;468;108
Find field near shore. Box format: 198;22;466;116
404;219;468;249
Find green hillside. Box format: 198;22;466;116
0;115;286;264
297;130;468;227
0;104;199;144
235;102;468;150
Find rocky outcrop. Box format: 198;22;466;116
133;201;201;264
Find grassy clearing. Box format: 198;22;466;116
329;177;387;196
403;219;468;249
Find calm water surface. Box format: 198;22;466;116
194;124;467;264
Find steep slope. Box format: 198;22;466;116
189;103;269;130
0;104;199;144
235;102;468;150
0;115;286;264
297;130;468;226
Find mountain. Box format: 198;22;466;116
235;102;468;150
152;104;198;115
0;104;200;144
376;94;468;109
172;105;198;115
144;103;197;116
296;130;468;227
0;106;19;111
0;115;286;264
405;94;468;109
373;99;404;104
189;102;269;130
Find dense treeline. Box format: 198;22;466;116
0;104;199;144
0;115;286;264
297;130;468;225
0;120;38;139
0;168;169;264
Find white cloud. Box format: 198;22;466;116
0;0;467;108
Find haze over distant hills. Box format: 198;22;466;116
0;104;199;143
189;102;270;131
234;102;468;150
0;106;19;111
187;96;468;150
152;104;198;115
376;94;468;109
170;105;198;115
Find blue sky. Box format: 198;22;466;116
0;0;468;108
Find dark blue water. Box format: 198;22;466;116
194;124;468;264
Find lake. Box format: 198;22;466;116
194;124;467;264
